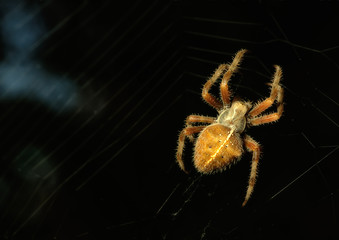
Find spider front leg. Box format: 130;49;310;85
220;49;247;106
176;125;206;173
248;65;284;125
242;135;261;207
202;64;228;110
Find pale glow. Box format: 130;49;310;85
0;1;79;111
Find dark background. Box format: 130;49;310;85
0;0;338;239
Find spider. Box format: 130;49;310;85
176;49;284;206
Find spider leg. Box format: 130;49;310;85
202;64;228;110
185;115;215;141
186;115;215;125
220;49;247;106
248;65;284;122
176;126;206;173
242;135;261;207
249;110;283;126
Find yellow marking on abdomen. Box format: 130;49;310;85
203;128;235;168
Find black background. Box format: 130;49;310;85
0;0;338;239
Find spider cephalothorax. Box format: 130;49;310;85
176;49;284;206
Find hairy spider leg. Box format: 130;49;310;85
177;126;206;173
185;115;215;142
242;135;261;207
185;115;215;125
220;49;247;106
202;64;228;110
248;65;284;125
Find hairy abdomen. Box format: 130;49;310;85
194;124;243;174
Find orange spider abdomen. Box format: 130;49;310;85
194;124;243;174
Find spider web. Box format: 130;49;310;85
0;0;338;239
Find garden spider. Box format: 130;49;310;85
176;49;284;206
